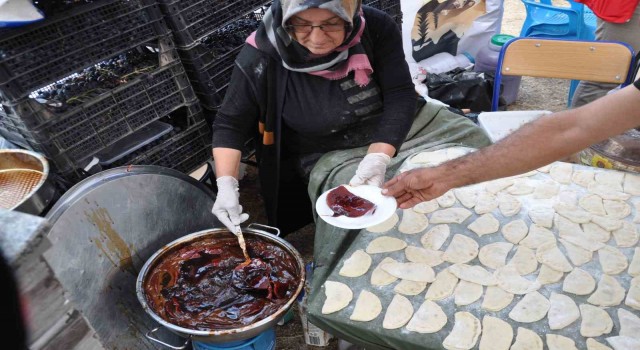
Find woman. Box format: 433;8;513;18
211;0;491;236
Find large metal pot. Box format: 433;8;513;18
136;223;305;348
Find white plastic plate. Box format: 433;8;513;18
315;185;397;229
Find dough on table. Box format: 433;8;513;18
339;249;372;277
606;336;640;350
484;178;515;194
430;208;473;224
442;234;479;264
366;212;399;233
511;327;543;350
557;216;604;252
479;242;513;270
366;236;407;254
528;207;555;228
618;308;640;340
404;246;444;266
381;262;436;283
410;150;449;165
382;294;414;329
474;191;498;215
443;312;481;350
591;215;624;232
507;179;535;195
563;268;596;295
623;173;640;195
546;334;578;350
548;292;580;330
406;300;447;334
495;265;541;294
425;269;459;301
549;162;573;184
468;213;500;236
448;264;497;286
398;209;429;234
420;224;450;250
587;274;625;307
394;279;428;296
572;169;596;188
481;285;514;311
537;264;564;285
533;180;559;199
436;190;457;207
370;257;398;286
537;164;552;173
454;280;483;306
508;291;550;323
629;247;640;277
598;245;628;275
625;277;640;310
507;245;538;275
582;222;611;243
502;219;529;244
497;192;522;217
635;202;640;223
322;281;353;314
558;189;579;206
586;338;613;350
595;171;625;192
520;224;555;249
413;200;439;214
580;304;613;337
588;183;631;201
536;241;573;272
478;316;513;350
579;194;607;216
612;221;639;247
603;200;631;219
559;238;592;266
454;187;478;208
349;290;382;322
553;202;591;223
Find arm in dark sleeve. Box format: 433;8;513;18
366;8;417;151
211;46;266;150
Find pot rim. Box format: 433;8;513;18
136;226;306;337
0;149;49;210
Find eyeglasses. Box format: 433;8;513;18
285;23;348;33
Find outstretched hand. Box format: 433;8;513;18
382;168;450;209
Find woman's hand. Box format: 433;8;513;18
212;176;249;234
382;168;450;208
349;153;391;187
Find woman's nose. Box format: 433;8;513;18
308;26;327;41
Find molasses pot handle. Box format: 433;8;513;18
145;327;190;349
247;223;281;237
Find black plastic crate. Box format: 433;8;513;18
160;0;270;47
0;0;169;101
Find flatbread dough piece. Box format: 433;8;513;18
366;212;399;233
381;262;436;283
322;281;353;314
595;171;625;192
425;269;459;301
537;264;564;285
371;257;398;286
635;202;640;223
588;182;631;201
410;150;449;165
366;236;407;254
382;294;413;329
406;300;448;334
350;290;382;322
548;293;580;330
405;246;444;266
598;245;628;275
618;308;640;340
579;194;607;216
612;221;639;247
528;207;555;228
629;247;640;277
443;312;481;350
420;224;450;250
442;234;479;264
511;327;543;350
498;193;522;217
547;334;578;350
563;268;596;295
573;169;596;187
558;189;579;206
502;219;529;244
449;264;498;286
606;336;640;350
474;191;498;215
495;265;541;295
586;338;613;350
557;216;605;252
623;173;640;195
549;162;573;184
533;180;559;199
454;187;478;208
394;280;428;296
626;277;640;310
559;238;592;266
479;316;513;350
436;190;456;207
339;250;372;277
603;200;631;219
413;200;439;214
582;222;611;243
588;274;625;307
509;291;550;323
479;242;513;270
580;304;613;337
467;213;500;236
553;202;592;223
485;178;515;194
481;285;513;312
431;208;473;224
520;224;556;249
536;241;573;272
508;246;538;275
454;280;483;306
591;215;624;231
398;209;429;234
537;164;552;173
507;179;535;195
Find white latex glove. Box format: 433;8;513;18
349;153;391;187
212;176;249;234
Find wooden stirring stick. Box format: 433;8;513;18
236;227;251;263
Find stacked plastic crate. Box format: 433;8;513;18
0;0;212;184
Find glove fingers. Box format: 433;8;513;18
214;211;237;233
349;174;365;187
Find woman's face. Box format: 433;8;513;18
288;8;347;56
